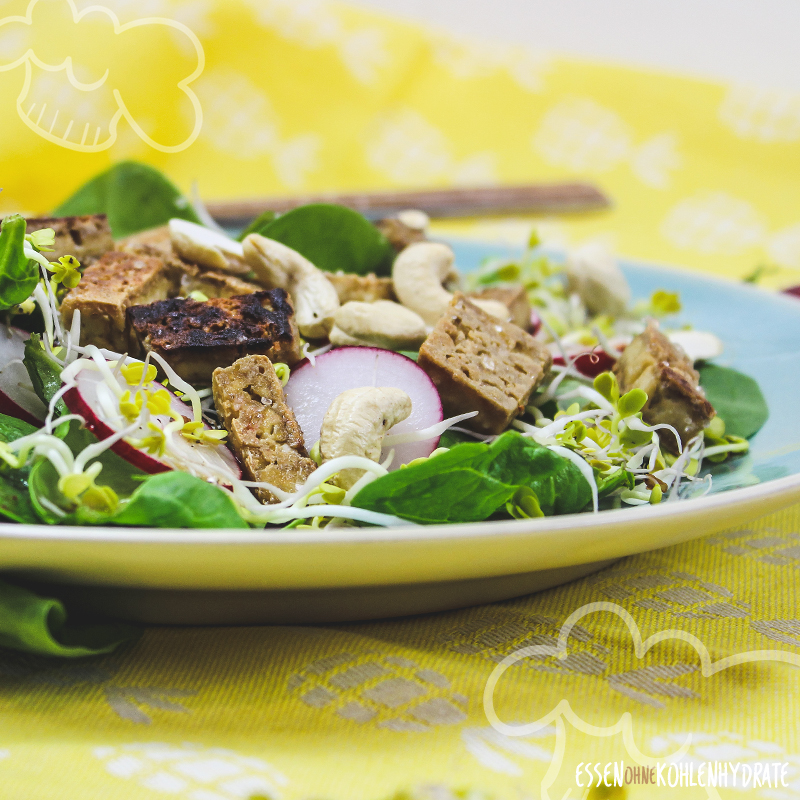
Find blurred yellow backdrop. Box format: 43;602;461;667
1;0;799;287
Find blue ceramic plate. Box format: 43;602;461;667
1;242;799;624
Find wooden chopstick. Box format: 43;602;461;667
205;182;611;223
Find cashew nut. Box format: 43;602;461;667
565;243;631;317
330;300;427;351
667;330;723;363
169;219;250;275
392;242;457;325
242;234;340;339
319;387;412;489
392;242;510;325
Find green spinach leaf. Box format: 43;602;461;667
53;161;201;239
0;214;40;311
236;209;278;241
109;471;249;528
256;204;395;276
23;334;68;420
698;364;768;439
352;432;592;524
0;413;39;524
0;579;137;657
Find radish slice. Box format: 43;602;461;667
64;369;241;484
0;327;47;426
284;347;443;467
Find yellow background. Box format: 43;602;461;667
1;0;800;287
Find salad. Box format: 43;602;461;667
0;162;769;533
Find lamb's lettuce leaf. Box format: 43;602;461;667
254;203;395;276
0;214;40;311
23;335;69;420
352;432;592;524
236;209;278;241
53;161;201;239
0;413;39;524
0;580;137;657
108;472;249;529
698;364;768;439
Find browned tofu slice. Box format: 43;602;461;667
613;321;715;452
375;216;426;252
117;225;172;258
61;251;176;351
179;270;261;299
213;355;316;503
469;285;532;331
326;272;396;304
127;290;303;385
25;214;114;265
417;293;552;434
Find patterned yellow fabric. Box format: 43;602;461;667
1;0;800;288
1;1;800;798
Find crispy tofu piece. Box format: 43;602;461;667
117;226;202;286
375;217;426;252
25;214;114;265
326;271;396;304
417;293;552;434
179;270;261;299
613;321;715;452
61;251;176;351
127;290;302;385
117;225;172;258
470;285;532;331
213;355;316;503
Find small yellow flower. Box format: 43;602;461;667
121;362;158;387
27;228;55;252
15;296;37;315
180;420;227;445
58;472;95;501
82;484;119;512
119;390;144;422
138;422;168;457
146;388;173;417
49;255;82;289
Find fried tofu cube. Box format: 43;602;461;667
213;355;316;503
469;285;532;331
375;216;427;252
117;225;174;258
326;272;396;305
417;293;552;434
613;321;715;452
25;214;114;265
127;290;303;385
61;251;176;351
179;270;261;299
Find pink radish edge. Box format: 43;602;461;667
285;347;443;468
63;384;170;474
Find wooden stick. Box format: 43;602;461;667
205;182;611;223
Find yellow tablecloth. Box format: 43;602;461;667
1;2;800;798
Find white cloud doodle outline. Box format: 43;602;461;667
0;0;204;153
483;601;800;800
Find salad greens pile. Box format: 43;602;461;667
0;162;771;656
